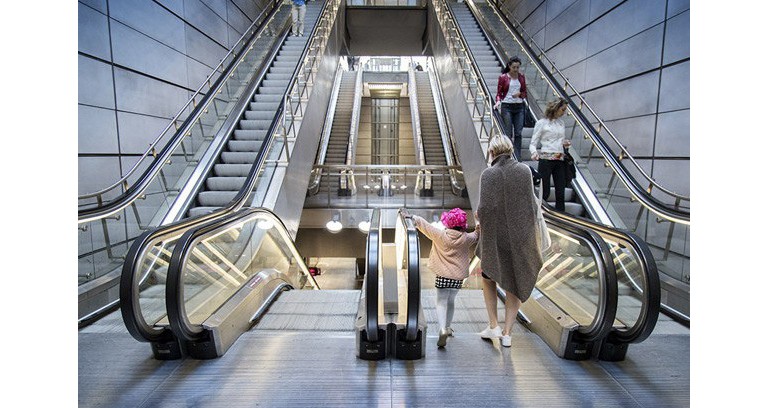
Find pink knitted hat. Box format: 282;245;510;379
441;208;467;230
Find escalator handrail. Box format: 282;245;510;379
475;0;689;224
543;203;663;340
78;0;283;222
120;19;317;343
166;207;318;342
365;209;381;342
408;66;427;167
541;210;619;342
398;211;421;342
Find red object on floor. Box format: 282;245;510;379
308;267;321;276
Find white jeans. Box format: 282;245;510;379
291;4;306;35
435;288;459;330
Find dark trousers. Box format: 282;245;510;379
500;102;525;160
537;159;567;211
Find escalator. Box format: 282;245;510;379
186;20;322;218
117;0;345;356
433;0;686;322
77;0;292;324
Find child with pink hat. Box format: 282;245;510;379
400;207;479;348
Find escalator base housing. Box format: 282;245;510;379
150;340;183;360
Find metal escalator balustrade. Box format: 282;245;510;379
463;0;689;321
119;0;342;357
166;208;319;359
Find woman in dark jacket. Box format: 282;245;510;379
476;135;543;347
494;56;527;161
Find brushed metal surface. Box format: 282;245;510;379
80;288;689;407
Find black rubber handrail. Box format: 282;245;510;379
119;24;293;344
398;212;421;341
365;209;381;342
165;207;316;342
544;201;662;341
540;210;618;342
79;0;284;222
476;0;689;223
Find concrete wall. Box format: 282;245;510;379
498;0;690;196
78;0;273;195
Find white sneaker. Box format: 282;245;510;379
501;334;512;347
445;327;454;337
437;328;449;348
479;325;502;339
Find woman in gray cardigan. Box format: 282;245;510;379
477;135;544;347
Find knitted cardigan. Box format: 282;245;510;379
412;215;478;281
477;154;543;302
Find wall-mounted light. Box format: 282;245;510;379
326;214;342;233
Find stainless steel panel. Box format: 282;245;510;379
544;0;588;48
111;21;189;86
650;159;690;197
157;0;185;15
109;0;188;52
113;67;190;118
603;115;657;157
78;105;119;153
521;1;546;36
184;0;229;46
663;10;690;65
233;0;263;20
185;22;229;69
78;55;115;109
225;2;252;35
659;61;690;112
580;71;660;120
654;110;690;157
546;29;587;70
667;0;690;16
78;156;122;195
80;0;107;14
560;60;586;93
585;0;666;55
505;0;542;22
186;55;214;89
584;25;663;89
202;0;228;20
116;111;174;154
346;9;427;55
79;3;111;60
545;0;577;24
589;0;621;18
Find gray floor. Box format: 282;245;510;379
79;285;689;407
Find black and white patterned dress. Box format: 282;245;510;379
435;275;463;289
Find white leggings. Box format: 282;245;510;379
291;5;306;35
435;288;459;330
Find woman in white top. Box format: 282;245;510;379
529;98;571;211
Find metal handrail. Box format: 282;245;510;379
478;0;690;222
79;0;281;216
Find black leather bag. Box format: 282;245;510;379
564;149;576;184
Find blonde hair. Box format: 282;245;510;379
488;135;513;158
544;98;568;120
